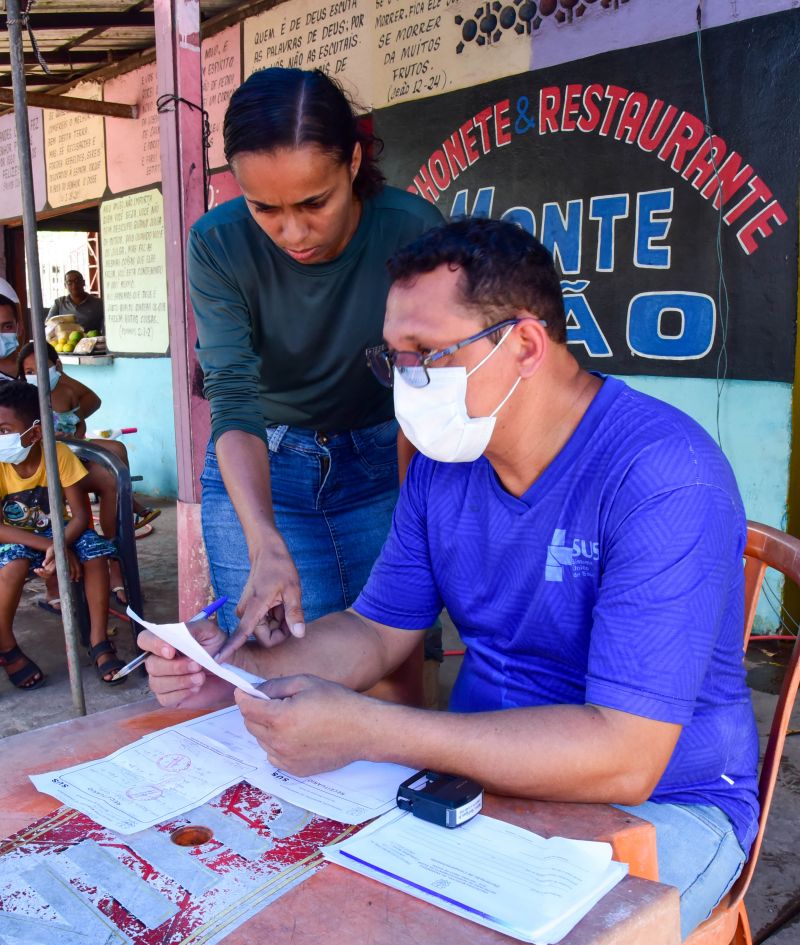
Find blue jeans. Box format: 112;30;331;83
200;420;400;634
614;801;747;939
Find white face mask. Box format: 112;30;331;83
393;327;521;463
0;333;18;359
0;420;39;465
25;366;60;390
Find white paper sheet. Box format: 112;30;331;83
188;707;416;825
127;608;269;700
30;725;261;835
324;810;628;944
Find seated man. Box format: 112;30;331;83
142;218;758;939
48;270;103;334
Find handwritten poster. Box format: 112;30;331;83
243;0;372;108
202;24;241;170
44;83;106;208
0;108;46;220
100;189;169;355
105;64;162;193
373;0;532;107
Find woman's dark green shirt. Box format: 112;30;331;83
189;186;444;443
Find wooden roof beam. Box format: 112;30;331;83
0;89;138;118
0;73;86;87
0;13;154;30
0;51;124;67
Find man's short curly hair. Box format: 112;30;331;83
0;380;41;428
387;217;567;343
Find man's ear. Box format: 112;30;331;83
514;315;549;378
23;420;42;447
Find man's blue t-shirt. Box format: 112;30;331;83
354;376;759;853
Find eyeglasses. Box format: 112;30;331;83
365;317;545;389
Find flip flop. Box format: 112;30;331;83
0;645;45;690
134;523;153;540
134;507;161;530
110;586;128;608
37;597;62;616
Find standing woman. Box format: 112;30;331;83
192;68;442;656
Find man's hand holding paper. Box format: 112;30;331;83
136;614;269;709
236;674;374;776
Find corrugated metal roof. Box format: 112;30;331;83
0;1;261;94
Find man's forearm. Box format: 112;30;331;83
355;700;679;806
234;610;404;693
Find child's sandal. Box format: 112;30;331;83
134;507;161;530
0;645;45;690
88;640;126;686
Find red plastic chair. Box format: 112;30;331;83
685;521;800;945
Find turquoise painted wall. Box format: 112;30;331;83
621;375;791;632
66;356;178;498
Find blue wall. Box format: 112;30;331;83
622;375;791;632
66;356;178;498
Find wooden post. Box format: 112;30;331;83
154;0;212;618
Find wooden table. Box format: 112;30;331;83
0;699;681;945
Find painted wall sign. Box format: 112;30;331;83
105;64;162;193
243;0;372;106
100;189;169;355
0;108;46;219
203;24;242;170
43;84;106;208
376;11;799;381
207;168;241;210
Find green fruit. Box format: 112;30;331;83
86;330;99;338
68;330;83;343
62;342;75;353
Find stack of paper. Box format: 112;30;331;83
191;707;417;824
30;706;416;832
323;809;628;944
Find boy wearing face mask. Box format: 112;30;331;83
140;219;757;939
17;342;159;612
0;381;126;688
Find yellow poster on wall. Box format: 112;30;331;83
44;83;107;208
100;189;169;355
372;0;534;108
243;0;373;108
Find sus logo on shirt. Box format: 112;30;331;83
545;528;599;582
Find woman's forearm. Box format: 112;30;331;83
214;429;277;552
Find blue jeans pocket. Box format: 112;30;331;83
351;419;399;472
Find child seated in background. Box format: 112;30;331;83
0;381;126;688
17;342;160;609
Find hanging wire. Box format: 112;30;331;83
21;0;52;75
156;93;211;204
695;2;731;450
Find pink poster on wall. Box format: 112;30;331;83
202;24;241;171
105;63;161;193
207;168;240;210
0;108;46;221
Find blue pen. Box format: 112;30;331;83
111;595;229;680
